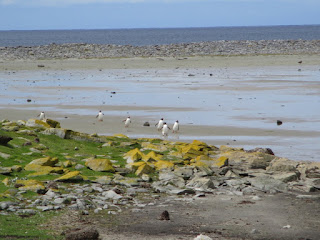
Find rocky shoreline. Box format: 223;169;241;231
1;39;320;60
1;118;320;239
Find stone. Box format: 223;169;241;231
0;135;13;145
143;122;150;126
42;128;68;139
213;156;229;168
186;176;215;190
45;119;61;128
249;175;288;192
26;119;51;128
124;148;144;163
194;234;213;240
135;162;154;176
102;190;123;200
85;158;115;172
154;160;174;170
55;171;84;182
0;167;12;175
28;156;59;167
94;176;113;185
0;152;11;159
174;167;194;180
15;179;45;192
273;172;300;183
142;151;162;163
159;210;170;220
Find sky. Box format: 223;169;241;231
0;0;319;30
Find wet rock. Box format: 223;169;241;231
277;120;283;125
143;122;150;126
159;210;170;220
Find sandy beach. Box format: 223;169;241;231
1;54;320;161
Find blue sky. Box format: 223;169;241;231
0;0;319;30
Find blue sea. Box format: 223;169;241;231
0;25;320;47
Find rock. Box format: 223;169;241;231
0;135;13;145
266;158;298;172
135;162;154;176
213;156;229;168
246;147;274;155
124;148;144;163
159;210;170;220
55;171;84;182
0;167;13;175
143;122;150;126
154;160;174;171
29;156;59;166
174;167;194;180
65;227;99;240
277;120;283;125
15;179;45;192
102;190;123;200
249;175;288;193
0;151;11;159
26;119;51;128
169;189;196;195
194;234;213;240
45;119;61;128
273;172;300;183
186;176;215;190
305;167;320;178
42;128;68;139
85;158;115;172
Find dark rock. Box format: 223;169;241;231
277;120;282;125
65;227;99;240
188;74;195;77
0;135;13;145
23;141;32;146
246;147;274;155
159;210;170;220
27;99;32;102
37;64;45;68
143;122;150;127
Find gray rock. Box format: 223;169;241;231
249;175;288;192
186;177;215;190
102;190;123;200
174;167;194;180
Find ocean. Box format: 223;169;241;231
0;25;320;47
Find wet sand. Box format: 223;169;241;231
1;54;320;161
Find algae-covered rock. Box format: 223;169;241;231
28;156;59;167
42;128;68;139
55;171;84;182
213;156;229;168
135;163;154;176
127;161;145;172
143;151;162;163
141;142;168;152
45;119;61;128
113;133;129;138
0;167;12;175
16;179;45;192
2;177;10;186
26;119;51;128
124;148;144;163
85;158;115;172
154;160;174;170
190;161;212;175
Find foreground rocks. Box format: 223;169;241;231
1;40;320;60
1;118;320;239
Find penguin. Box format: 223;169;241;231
172;120;179;133
96;110;104;121
155;118;164;131
123;116;131;128
38;112;46;121
162;122;170;136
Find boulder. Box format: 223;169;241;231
85;158;115;172
124;148;144;163
28;156;59;166
135;162;154;176
45;119;61;128
15;179;45;192
142;151;162;163
42;128;68;139
55;171;84;182
186;176;215;190
154;160;174;171
26;119;51;128
249;175;288;192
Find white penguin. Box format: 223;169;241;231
123;116;131;128
96;110;104;121
162;122;170;136
155;118;164;131
38;112;46;121
172;120;179;133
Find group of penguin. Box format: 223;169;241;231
96;110;180;137
38;111;179;137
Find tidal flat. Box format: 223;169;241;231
0;55;320;162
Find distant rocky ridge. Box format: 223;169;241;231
1;39;320;60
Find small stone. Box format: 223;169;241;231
159;210;170;220
277;120;283;125
143;122;150;127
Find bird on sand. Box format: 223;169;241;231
162;122;170;136
37;112;46;121
96;110;104;121
172;120;179;133
123;116;131;128
155;118;164;131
